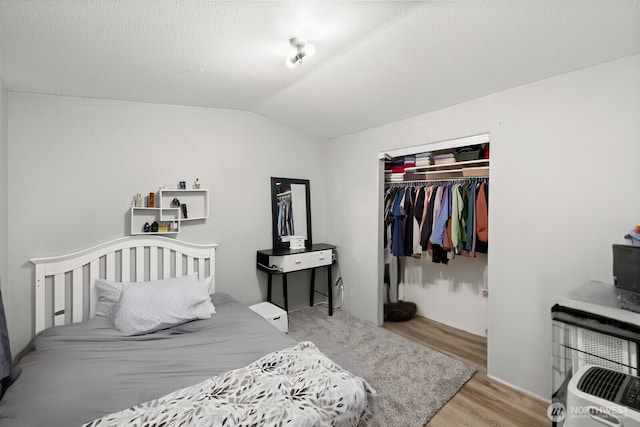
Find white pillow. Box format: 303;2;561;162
95;275;215;323
113;277;213;336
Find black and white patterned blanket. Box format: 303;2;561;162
85;341;375;426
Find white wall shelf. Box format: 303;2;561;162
130;207;180;235
129;189;208;236
159;189;209;221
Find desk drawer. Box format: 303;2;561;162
271;250;332;273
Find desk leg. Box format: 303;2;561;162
327;265;333;316
283;273;288;312
310;268;316;307
267;274;272;303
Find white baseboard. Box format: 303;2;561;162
486;374;550;404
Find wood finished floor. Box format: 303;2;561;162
382;316;549;427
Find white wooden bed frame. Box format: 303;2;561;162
30;236;217;335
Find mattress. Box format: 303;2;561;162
0;293;297;427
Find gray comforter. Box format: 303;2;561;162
0;293;296;427
85;341;374;427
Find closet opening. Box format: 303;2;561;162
379;133;489;374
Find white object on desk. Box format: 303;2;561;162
289;236;305;250
249;302;288;333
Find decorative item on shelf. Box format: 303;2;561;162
170;221;178;232
151;221;159;232
158;224;169;233
148;192;155;208
143;222;151;233
171;197;181;208
178;181;186;190
181;204;188;219
194;178;201;189
134;193;142;207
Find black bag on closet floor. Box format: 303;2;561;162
384;301;417;322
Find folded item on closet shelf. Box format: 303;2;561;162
432;153;455;159
391;166;406;173
433;157;456;165
415;152;430;159
404;173;427;181
415;159;432;166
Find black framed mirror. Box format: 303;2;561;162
271;177;312;250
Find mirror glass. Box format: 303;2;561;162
271;177;312;249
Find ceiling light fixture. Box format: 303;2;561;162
286;37;315;68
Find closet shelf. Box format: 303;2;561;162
385;143;490;184
404;158;489;172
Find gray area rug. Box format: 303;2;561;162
288;305;476;427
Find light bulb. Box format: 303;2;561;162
285;37;316;68
286;56;298;68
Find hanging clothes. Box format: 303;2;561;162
277;195;293;237
451;184;464;253
420;186;436;251
402;187;415;256
443;184;454;253
458;184;469;253
383;187;396;262
383;178;488;263
430;185;450;246
429;186;444;250
476;181;489;254
430;184;451;264
391;187;406;257
463;181;477;257
412;187;426;257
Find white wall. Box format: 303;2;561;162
327;54;640;399
0;80;7;300
399;255;488;337
6;93;328;355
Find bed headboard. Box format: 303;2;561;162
30;236;218;335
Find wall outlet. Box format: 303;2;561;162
349;288;356;299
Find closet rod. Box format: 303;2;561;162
385;176;489;187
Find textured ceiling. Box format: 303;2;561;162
1;1;639;139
